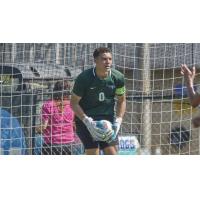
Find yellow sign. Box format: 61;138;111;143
173;99;198;115
0;75;12;85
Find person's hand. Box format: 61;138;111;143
180;64;196;86
106;117;122;143
82;116;110;141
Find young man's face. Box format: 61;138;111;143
95;52;112;71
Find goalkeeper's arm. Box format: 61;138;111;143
112;93;126;136
106;93;126;143
116;93;126;120
70;92;87;121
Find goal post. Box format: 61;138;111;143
140;43;152;154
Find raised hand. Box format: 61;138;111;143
180;64;196;86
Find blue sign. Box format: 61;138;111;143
0;108;27;155
174;84;188;97
174;84;197;97
118;136;140;155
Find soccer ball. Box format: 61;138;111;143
95;120;113;140
96;120;112;132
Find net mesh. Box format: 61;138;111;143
0;43;200;155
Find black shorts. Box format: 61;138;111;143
42;143;72;155
75;115;118;150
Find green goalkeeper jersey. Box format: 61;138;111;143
72;67;125;117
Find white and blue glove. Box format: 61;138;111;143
82;116;112;141
107;117;122;143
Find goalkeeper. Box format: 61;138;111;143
70;47;126;155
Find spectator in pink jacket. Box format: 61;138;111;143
36;80;76;155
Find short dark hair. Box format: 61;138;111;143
93;47;112;59
53;80;71;100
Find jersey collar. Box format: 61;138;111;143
93;66;111;77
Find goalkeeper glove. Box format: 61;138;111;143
107;117;122;143
82;116;109;141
